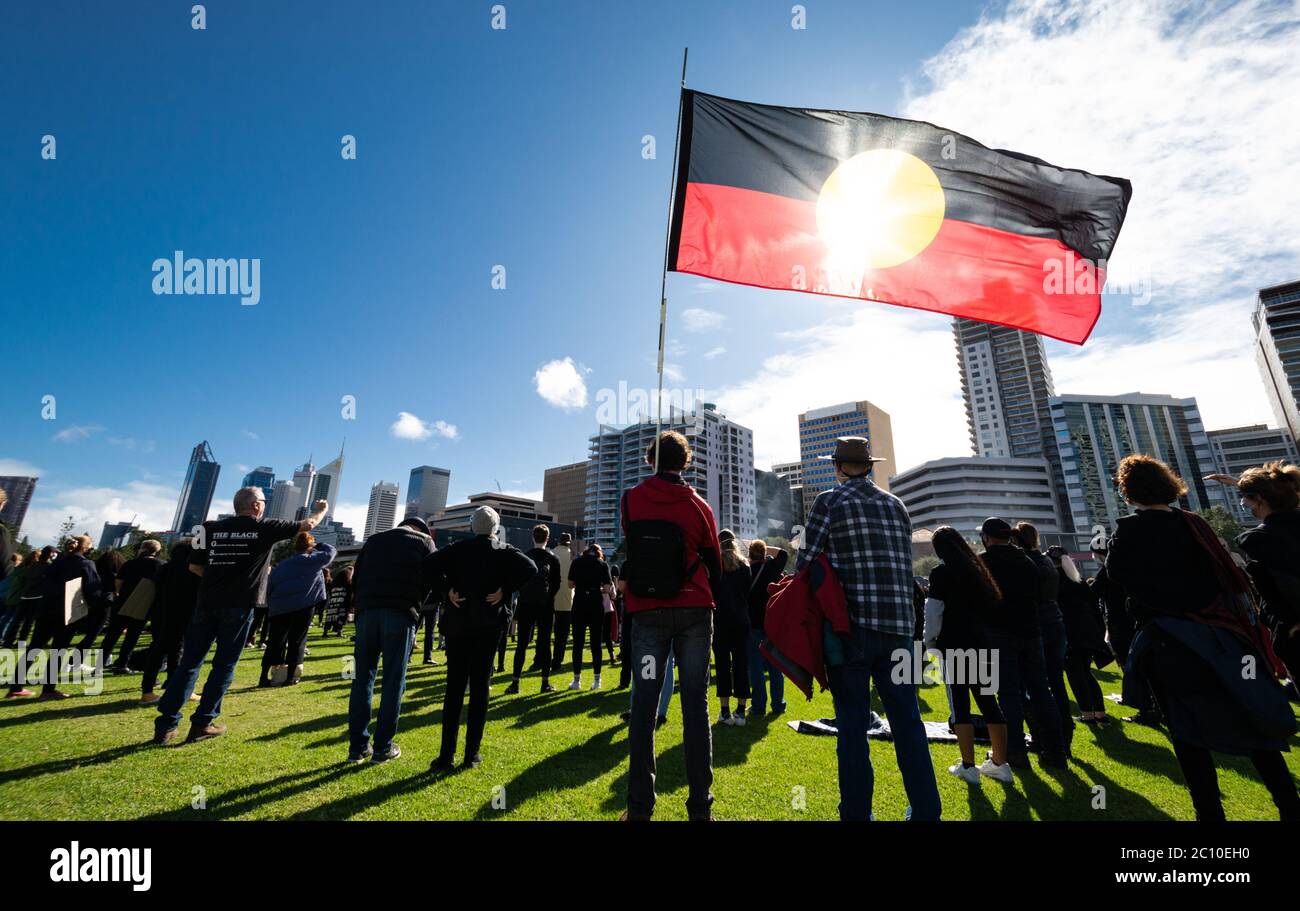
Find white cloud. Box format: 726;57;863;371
390;412;457;441
1048;298;1273;431
681;308;725;332
242;429;260;440
51;424;104;443
499;488;544;503
0;458;43;477
715;305;968;475
108;437;156;454
534;357;589;410
897;0;1300;422
703;346;727;359
21;480;180;546
332;500;371;538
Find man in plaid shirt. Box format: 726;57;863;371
797;437;940;821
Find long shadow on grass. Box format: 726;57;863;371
469;722;626;820
0;695;142;729
1070;755;1176;821
138;764;368;820
0;742;142;785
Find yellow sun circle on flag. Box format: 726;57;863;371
815;149;946;270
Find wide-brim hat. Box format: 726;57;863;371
817;436;885;464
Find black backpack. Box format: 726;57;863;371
622;491;699;598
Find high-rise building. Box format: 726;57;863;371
543;461;590;527
772;460;804;524
890;457;1063;535
0;475;38;533
98;520;138;551
309;519;356;548
797;400;896;518
310;444;345;520
584;404;756;553
1207;424;1300;523
954;318;1070;530
754;468;798;538
405;466;451;522
267;480;303;522
240;466;275;501
1253;279;1300;443
1049;392;1227;535
171;441;220;534
292;461;317;515
364;481;400;539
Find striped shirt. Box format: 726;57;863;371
796;476;915;637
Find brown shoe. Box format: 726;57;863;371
139;693;161;705
153;727;178;746
186;722;227;742
618;810;651;821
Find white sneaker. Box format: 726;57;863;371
732;710;746;727
568;678;581;691
978;759;1014;783
948;762;982;784
591;675;601;690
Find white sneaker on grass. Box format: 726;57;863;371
948;762;982;784
568;677;581;691
732;710;746;727
591;675;601;690
978;758;1014;783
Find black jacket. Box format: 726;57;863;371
0;525;12;582
351;525;439;622
979;545;1040;637
427;536;537;636
1238;510;1300;630
1024;549;1062;625
155;547;200;634
1059;572;1111;666
746;550;789;632
520;546;562;610
1105;509;1220;626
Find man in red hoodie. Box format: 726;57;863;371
619;430;721;821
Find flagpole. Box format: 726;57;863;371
654;46;688;473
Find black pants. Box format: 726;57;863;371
712;616;750;700
618;608;633;688
73;598;112;654
101;616;145;669
496;622;509;670
261;608;313;685
9;606;75;694
512;607;553;679
3;598;43;648
141;610;189;695
551;612;572;671
246;606;268;648
1064;650;1105;713
571;602;604;677
602;611;617;663
951;682;1005;725
421;611;438;661
1172;738;1300;821
440;626;501;761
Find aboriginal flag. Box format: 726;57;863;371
667;91;1131;344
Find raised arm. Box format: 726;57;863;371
299;499;329;533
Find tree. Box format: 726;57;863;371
913;554;941;578
1198;506;1242;551
763;536;797;560
56;516;77;548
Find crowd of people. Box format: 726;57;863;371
1;435;1298;821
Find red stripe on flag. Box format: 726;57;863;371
674;182;1103;344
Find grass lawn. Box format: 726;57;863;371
2;627;1297;821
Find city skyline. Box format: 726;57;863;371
6;0;1300;545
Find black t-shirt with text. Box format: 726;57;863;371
191;516;299;610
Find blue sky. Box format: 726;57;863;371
4;0;1298;544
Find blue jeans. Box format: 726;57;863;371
985;627;1065;760
746;629;785;714
155;604;254;734
629;642;675;718
348;608;416;755
826;625;941;821
627;607;713;819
